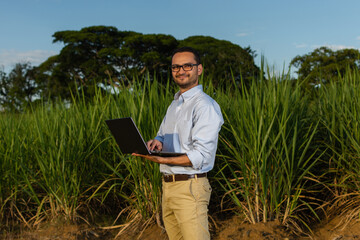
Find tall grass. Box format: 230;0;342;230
315;69;360;221
0;88;113;227
215;71;323;232
0;113;32;226
1;67;360;236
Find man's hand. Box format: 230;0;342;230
132;153;165;164
132;153;193;167
147;139;163;151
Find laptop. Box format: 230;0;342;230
105;117;185;157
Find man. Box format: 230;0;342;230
132;47;223;240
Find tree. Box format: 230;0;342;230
36;26;134;99
291;47;360;87
0;63;38;111
120;33;178;80
35;26;260;100
178;36;260;87
0;67;7;111
36;26;178;99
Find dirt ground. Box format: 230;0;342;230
2;215;360;240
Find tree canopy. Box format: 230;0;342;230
291;47;360;86
179;36;260;85
34;26;259;98
1;26;260;110
36;26;178;98
0;63;38;111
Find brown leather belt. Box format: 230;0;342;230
163;173;207;182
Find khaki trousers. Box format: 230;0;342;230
162;177;212;240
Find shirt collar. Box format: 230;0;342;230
174;85;203;102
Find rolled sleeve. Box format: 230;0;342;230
154;135;164;143
186;104;223;171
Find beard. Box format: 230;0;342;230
174;73;198;90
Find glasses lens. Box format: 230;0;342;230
183;64;193;71
171;65;180;72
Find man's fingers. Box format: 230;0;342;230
147;140;154;150
132;153;147;158
132;153;162;163
153;141;162;151
150;141;156;150
146;139;163;151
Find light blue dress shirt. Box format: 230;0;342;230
154;85;224;174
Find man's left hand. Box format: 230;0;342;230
132;153;192;166
132;153;165;164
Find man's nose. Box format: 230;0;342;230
178;66;186;73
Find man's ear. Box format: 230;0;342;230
197;64;203;76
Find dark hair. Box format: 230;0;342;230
171;46;201;64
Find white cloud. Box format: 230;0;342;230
236;32;250;37
0;49;57;72
312;44;356;51
294;43;308;48
356;36;360;40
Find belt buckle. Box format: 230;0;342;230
163;174;176;182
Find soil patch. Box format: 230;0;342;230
1;223;113;240
2;215;360;239
214;216;294;240
306;216;360;240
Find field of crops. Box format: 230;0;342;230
1;69;360;238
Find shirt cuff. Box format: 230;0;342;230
154;136;164;143
186;150;204;170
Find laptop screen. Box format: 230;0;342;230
105;117;185;157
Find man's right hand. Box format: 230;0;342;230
147;139;163;151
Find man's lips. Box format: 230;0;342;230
176;74;188;79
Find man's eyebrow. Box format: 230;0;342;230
172;63;195;65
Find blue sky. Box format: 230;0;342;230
1;0;360;75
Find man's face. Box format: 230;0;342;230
171;52;203;93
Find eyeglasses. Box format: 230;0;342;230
171;63;199;72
